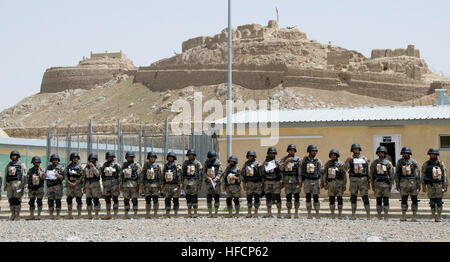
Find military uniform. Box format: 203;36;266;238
25;163;45;219
182;154;203;217
222;158;241;218
421;148;448;222
64;159;83;218
4;153;26;220
162;159;182;217
280;153;301;218
101;158;121;219
261;148;282;218
345;147;371;220
201;155;223;217
141;159;162;218
120;158;142;219
395;147;420;222
370;152;395;220
323;153;347;219
82;159;102;219
45;159;65;219
300;155;323;219
241;155;263;217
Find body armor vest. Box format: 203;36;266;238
398;159;416;179
374;159;390;183
184;160;200;179
143;162;160;183
67;163;82;182
263;158;281;181
102;162;119;180
225;167;240;186
283;156;299;176
424;160;444;184
302;158;320;180
6;161;22;182
349;156;369;177
243;161;262;183
164;163;180;185
28;167;44;190
46;164;63;187
85;164;100;183
326;161;344;181
123;162;138;182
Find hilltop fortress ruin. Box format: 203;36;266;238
40;20;445;102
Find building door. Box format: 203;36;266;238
373;135;402;192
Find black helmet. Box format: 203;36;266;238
105;152;116;160
147;151;157;159
267;147;278;155
10;151;21;159
207;150;217;159
167;152;177;160
400;147;412;155
70;152;80;161
287;144;297;153
50;154;60;161
329;149;340;158
228;156;238;165
31;156;41;164
186;149;196;157
427;148;440;156
307;145;318;153
246;150;256;158
125;151;135;159
88;153;98;161
376;146;388;154
351;143;362;152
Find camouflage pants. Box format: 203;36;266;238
245;181;263;196
163;184;180;211
426;183;444;199
28;187;45;199
144;183;160;197
205;181;221;195
123;186;139;199
350;176;369;196
283;175;301;194
374;182;392;198
102;179;120;197
327;180;345;197
399;179;419;197
85;181;102;198
6;181;23;199
225;184;241;198
66;181;83;198
303;179;320;195
264;180;281;194
183;179;200;195
47;184;63;200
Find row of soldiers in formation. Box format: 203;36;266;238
2;143;448;222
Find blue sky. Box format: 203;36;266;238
1;0;449;111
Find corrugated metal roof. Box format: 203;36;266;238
214;105;450;124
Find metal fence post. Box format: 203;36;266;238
118;120;123;163
66;124;71;165
46;131;51;167
139;123;143;165
164;118;169;163
87;120;93;156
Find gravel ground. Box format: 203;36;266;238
0;217;448;242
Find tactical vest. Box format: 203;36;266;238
102;162;119;180
27;167;44;190
205;160;220;179
424;160;445;184
85;164;101;183
224;166;240;186
184;160;200;179
46;164;63;187
263;158;281;181
374;159;390;183
6;161;22;182
66;163;82;182
164;163;180;185
398;159;416;179
122;162;138;182
283;156;299;176
143;162;160;184
302;157;320;180
349;156;369;177
326;161;344;181
243;161;262;183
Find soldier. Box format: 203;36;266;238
45;154;65;219
201;150;223;218
241;150;263;218
421;148;448;222
222;156;241;218
4;151;26;221
323;149;347;219
261;147;282;218
300;145;323;219
182;149;203;218
395;147;420;222
101;152;121;219
370;146;395;221
140;151;162;219
280;144;301;219
162;152;182;218
82;153;102;219
345;144;371;220
64;152;83;219
25;156;45;220
120;151;142;219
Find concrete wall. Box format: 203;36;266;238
217;123;450;198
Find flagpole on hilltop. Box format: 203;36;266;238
227;0;233;158
276;7;279;23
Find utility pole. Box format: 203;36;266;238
227;0;233;158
